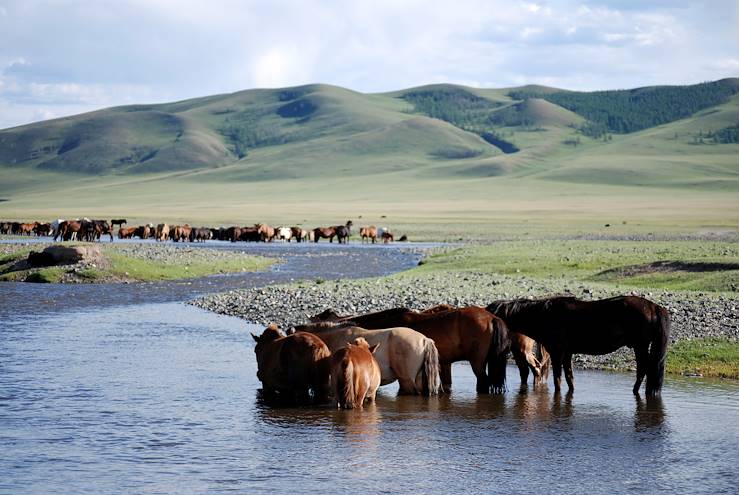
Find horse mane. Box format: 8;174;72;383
488;296;580;318
294;321;359;332
259;324;285;341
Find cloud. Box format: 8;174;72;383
0;0;737;128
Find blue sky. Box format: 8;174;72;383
1;0;737;128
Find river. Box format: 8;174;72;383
1;241;738;494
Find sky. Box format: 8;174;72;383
1;0;737;129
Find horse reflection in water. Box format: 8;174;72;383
634;395;666;431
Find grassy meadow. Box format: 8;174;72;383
0;243;274;283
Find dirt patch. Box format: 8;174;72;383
595;260;739;278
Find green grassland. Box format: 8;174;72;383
0;244;274;283
0;80;737;238
667;339;739;379
413;240;739;293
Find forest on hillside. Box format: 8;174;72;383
509;80;739;135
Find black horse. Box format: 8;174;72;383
487;295;670;396
335;220;353;244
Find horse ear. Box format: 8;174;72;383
251;333;260;342
369;343;380;354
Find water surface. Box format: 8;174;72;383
1;243;737;494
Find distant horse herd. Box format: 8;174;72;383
254;295;670;409
1;218;401;244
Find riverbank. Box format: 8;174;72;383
0;242;275;283
192;239;739;379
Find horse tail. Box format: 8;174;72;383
340;359;355;409
646;306;670;396
487;317;510;393
421;339;442;396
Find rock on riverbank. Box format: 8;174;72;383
191;271;739;371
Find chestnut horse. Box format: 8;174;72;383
256;223;275;242
291;322;442;396
330;337;382;409
309;306;510;393
360;226;377;244
251;325;331;404
486;296;670;396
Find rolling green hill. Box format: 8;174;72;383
0;79;737;236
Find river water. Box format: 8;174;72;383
1;242;738;494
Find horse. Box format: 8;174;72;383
251;324;331;404
172;224;191;242
111;219;127;228
335;220;353;244
381;231;394;243
291;227;309;243
155;224;170;242
256;223;275;242
486;296;670;396
509;333;550;388
118;226;136;239
330;337;382;409
313;226;336;243
59;220;82;241
18;222;37;236
309;306;510;393
360;226;377;244
290;321;442;396
92;220;114;242
34;222;52;237
134;225;151;240
276;226;292;242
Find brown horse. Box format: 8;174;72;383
155;224;170;241
313;226;336;243
509;333;550;388
251;325;331;404
256;223;275;242
360;226;377;244
423;304;549;387
486;296;670;396
309;306;510;393
118;226;136;239
330;337;382;409
292;322;442;396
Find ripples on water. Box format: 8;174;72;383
1;302;738;494
1;242;738;493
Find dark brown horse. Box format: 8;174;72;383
309;306;510;393
486;296;670;396
251;324;331;404
313;226;337;242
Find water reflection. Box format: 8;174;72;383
634;395;666;431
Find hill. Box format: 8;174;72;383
0;78;737;237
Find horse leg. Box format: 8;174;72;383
511;346;530;385
551;354;563;394
563;353;574;392
397;377;418;395
633;344;649;395
440;362;453;393
472;358;490;394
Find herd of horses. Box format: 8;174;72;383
253;295;671;409
1;218;398;244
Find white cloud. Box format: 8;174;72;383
0;0;737;128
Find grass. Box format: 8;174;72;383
667;338;739;379
103;250;273;281
0;244;274;283
411;240;739;293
